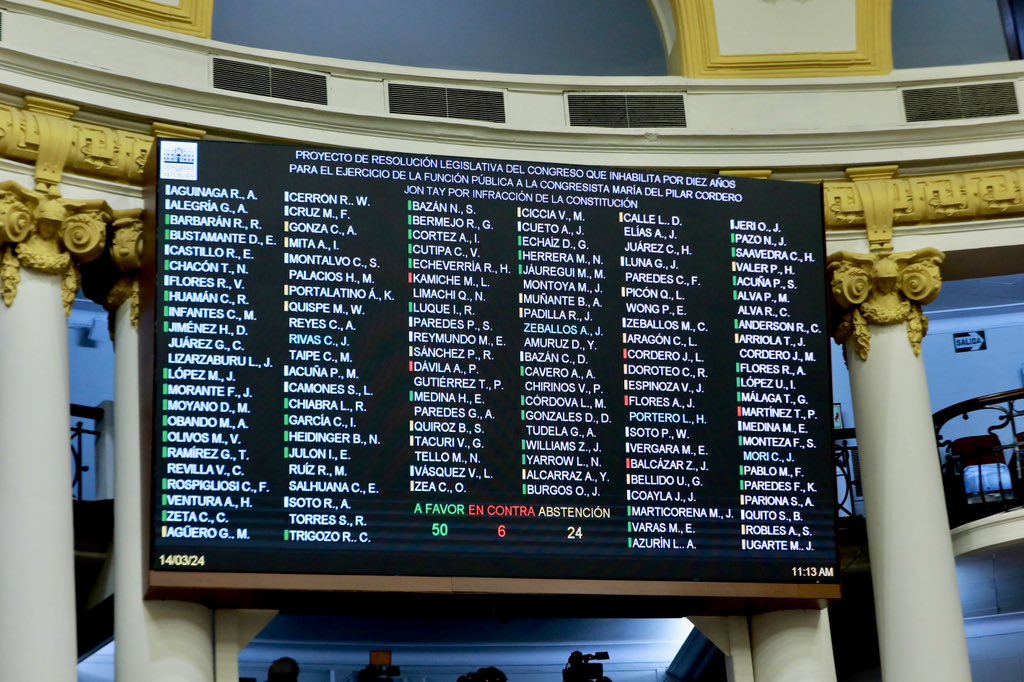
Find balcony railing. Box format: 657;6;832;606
71;404;104;500
934;388;1024;527
834;427;863;518
833;389;1024;528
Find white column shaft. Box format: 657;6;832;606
0;270;78;681
847;323;971;681
750;609;836;682
113;299;213;681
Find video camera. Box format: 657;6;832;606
562;651;611;682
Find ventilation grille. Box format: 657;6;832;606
903;82;1018;123
212;58;328;105
387;83;505;123
567;94;686;128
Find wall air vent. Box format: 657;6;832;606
567;94;686;128
212;58;328;105
387;83;506;123
903;82;1018;123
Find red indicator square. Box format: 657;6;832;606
622;348;629;359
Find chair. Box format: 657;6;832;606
951;435;1015;501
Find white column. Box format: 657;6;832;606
0;269;78;681
113;299;214;681
750;609;836;682
847;322;972;681
691;615;754;682
213;609;277;682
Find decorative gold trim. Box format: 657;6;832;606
41;0;213;38
673;0;892;78
0;97;154;189
719;169;773;180
106;210;145;330
825;165;1024;233
828;248;944;360
0;181;111;313
1;248;20;307
152;122;206;140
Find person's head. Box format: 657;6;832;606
267;656;300;682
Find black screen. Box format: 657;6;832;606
148;140;836;588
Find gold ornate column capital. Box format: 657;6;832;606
827;248;944;360
105;209;144;330
0;181;112;314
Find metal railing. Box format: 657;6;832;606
934;388;1024;527
833;427;863;518
71;404;104;500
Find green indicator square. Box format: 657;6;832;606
736;380;741;389
163;399;169;410
520;410;526;421
163;384;169;395
732;276;737;286
627;506;632;517
733;319;739;329
408;302;414;313
408;214;413;225
163;306;170;317
732;290;738;300
163;368;169;379
162;446;168;458
731;247;737;258
284;431;291;442
521;439;526;450
283;398;288;409
162;495;168;505
740;480;746;491
284;447;289;459
518;250;523;261
164;229;171;241
409;390;414;401
627;521;632;533
164;214;170;225
518;264;523;275
522;454;526;465
735;363;741;372
407;228;413;239
163;322;169;333
518;236;523;246
162;510;168;522
283;414;289;426
731;233;737;243
162;415;168;426
628;537;633;548
520;395;525;406
163;260;169;271
408;243;413;254
519;366;524;377
407;200;412;210
284;530;290;541
739;465;745;475
162;430;169;441
738;436;743;445
522;484;527;495
162;479;168;490
163;290;170;302
408;258;414;269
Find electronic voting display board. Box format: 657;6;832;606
146;140;837;596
